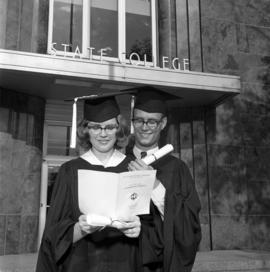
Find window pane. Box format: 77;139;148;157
47;125;78;156
46;165;60;212
90;0;118;58
48;125;68;155
126;0;152;61
52;0;83;52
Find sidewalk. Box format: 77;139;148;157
193;250;270;272
0;250;270;272
0;253;36;272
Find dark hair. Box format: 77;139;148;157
77;116;130;152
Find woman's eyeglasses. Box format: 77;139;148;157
132;118;162;130
87;124;118;134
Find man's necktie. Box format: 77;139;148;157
140;151;147;159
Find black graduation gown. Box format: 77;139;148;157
128;150;202;272
154;155;202;272
36;156;163;272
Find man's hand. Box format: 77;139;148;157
111;215;141;238
128;159;153;171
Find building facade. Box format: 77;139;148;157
0;0;269;256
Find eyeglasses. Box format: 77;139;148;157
132;118;162;130
87;124;118;134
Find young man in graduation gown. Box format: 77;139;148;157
127;87;202;272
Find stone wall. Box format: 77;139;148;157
0;89;45;255
201;0;270;250
159;0;270;251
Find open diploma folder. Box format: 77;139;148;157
78;169;156;220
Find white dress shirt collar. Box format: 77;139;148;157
80;149;126;167
133;145;159;159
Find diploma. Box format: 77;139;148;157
86;214;112;226
142;144;174;165
78;169;156;222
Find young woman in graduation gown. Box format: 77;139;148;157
35;96;163;272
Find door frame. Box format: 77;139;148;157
37;155;75;248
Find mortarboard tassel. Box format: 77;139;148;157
130;95;135;134
70;97;78;148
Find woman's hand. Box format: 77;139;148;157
73;215;102;243
111;215;141;238
78;214;101;234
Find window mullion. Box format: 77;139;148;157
151;0;157;67
82;0;90;57
47;0;54;54
118;0;126;63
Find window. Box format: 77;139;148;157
90;0;118;58
46;124;78;156
126;0;153;62
48;0;157;63
51;0;83;52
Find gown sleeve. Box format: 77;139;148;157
36;163;77;272
169;160;202;272
139;201;164;268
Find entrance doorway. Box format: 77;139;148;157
37;102;81;247
38;156;74;246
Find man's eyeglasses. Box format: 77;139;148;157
87;124;118;134
132;118;163;130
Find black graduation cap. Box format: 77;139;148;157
67;90;136;148
84;96;120;122
133;86;181;115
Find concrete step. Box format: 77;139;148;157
193;250;270;272
0;250;269;272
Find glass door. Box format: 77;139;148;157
37;157;73;247
38;104;81;247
